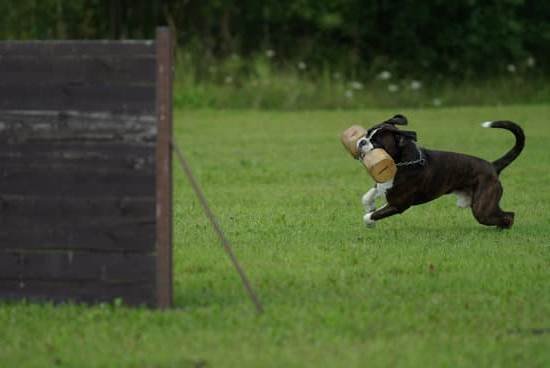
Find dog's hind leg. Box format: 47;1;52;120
471;179;514;229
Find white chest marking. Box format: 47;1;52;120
453;191;472;208
376;179;394;197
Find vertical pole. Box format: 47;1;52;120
155;27;173;309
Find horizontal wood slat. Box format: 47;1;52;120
0;251;155;282
0;145;154;171
0;220;155;251
0;84;155;113
0;41;155;57
0;168;154;197
0;55;155;85
0;110;156;143
0;279;155;306
0;195;154;217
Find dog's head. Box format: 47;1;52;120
357;114;417;159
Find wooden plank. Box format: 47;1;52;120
0;145;154;172
0;279;155;306
0;251;155;282
0;41;155;57
0;55;155;85
0;167;154;197
0;84;155;113
0;219;155;251
1;212;154;228
0;110;156;143
155;27;174;309
0;195;154;219
0;110;156;128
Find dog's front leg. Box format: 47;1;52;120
361;180;394;213
363;205;408;227
361;187;378;212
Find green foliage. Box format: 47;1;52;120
1;0;549;77
172;52;550;109
1;106;550;367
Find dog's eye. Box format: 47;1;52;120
358;138;368;147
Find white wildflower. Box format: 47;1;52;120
378;70;392;80
298;61;307;70
387;84;399;93
432;98;442;107
350;81;363;90
526;57;535;68
345;90;354;99
410;80;422;90
333;72;341;80
265;49;275;58
507;64;516;73
224;76;233;84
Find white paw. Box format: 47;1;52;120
363;212;376;227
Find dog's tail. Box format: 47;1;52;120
481;121;525;174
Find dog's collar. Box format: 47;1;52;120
396;143;426;167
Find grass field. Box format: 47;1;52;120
1;105;550;367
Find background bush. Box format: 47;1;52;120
1;1;548;109
2;0;548;77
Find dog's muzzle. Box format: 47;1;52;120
341;125;397;183
356;127;383;158
356;136;375;158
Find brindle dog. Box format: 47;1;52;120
358;115;525;229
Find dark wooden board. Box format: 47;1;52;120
0;279;155;306
0;41;155;57
0;219;155;251
0;144;155;171
0;251;155;282
0;84;155;113
0;195;154;218
0;167;154;197
0;55;155;85
155;27;174;308
0;110;156;144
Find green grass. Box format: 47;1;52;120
2;105;550;367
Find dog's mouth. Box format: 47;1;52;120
356;137;373;155
356;127;385;158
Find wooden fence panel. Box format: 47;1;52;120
0;28;172;307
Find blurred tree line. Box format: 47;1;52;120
1;0;548;78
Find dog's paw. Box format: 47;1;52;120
363;212;376;228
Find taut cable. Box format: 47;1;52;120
171;139;264;314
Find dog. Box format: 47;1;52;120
358;114;525;229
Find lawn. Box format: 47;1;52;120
1;105;549;367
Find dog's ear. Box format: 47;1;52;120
380;124;417;147
385;114;408;126
396;129;417;146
